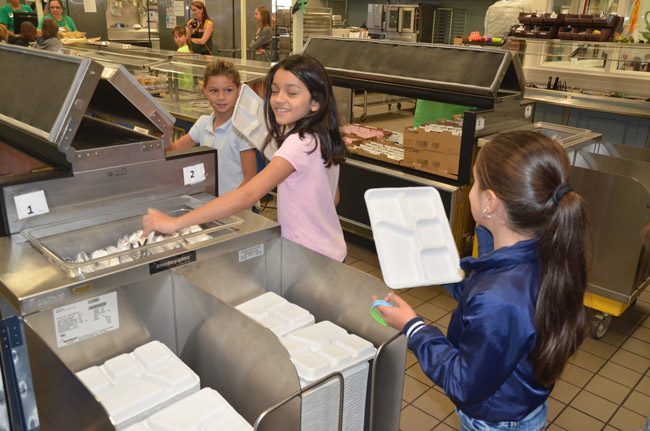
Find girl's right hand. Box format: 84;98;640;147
371;293;417;331
143;208;180;236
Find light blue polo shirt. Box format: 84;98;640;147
189;113;253;196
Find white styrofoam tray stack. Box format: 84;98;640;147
232;84;277;160
235;291;315;337
280;321;377;431
76;341;200;430
364;187;464;289
123;388;252;431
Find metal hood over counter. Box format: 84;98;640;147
0;44;174;173
303;37;525;109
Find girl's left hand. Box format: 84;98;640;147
371;293;417;331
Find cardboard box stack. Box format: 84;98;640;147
402;117;463;180
340;124;404;165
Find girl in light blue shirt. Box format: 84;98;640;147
169;60;256;196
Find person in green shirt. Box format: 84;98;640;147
37;0;77;33
0;0;33;35
172;26;194;92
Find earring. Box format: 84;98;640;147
482;208;491;219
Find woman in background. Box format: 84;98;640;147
38;0;76;33
0;0;32;35
249;6;272;62
186;1;213;55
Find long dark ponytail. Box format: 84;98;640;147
263;54;345;167
475;131;588;387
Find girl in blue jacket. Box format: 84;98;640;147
374;131;588;431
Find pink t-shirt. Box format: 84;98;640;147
273;133;346;261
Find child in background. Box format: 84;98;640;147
34;18;62;52
168;60;256;196
374;131;589;430
171;25;193;92
9;21;37;46
144;54;347;262
172;25;190;54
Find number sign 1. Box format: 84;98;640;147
14;190;50;220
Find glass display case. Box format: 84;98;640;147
506;37;650;148
508;37;650;97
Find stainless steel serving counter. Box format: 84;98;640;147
0;45;405;430
525;87;650;119
0;207;273;316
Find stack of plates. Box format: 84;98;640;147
281;321;377;431
76;341;200;429
76;341;251;430
124;388;252;431
235;291;315;337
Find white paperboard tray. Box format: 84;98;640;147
76;341;200;429
364;187;464;289
124;388;252;431
236;292;315;337
280;321;376;383
232;84;277;160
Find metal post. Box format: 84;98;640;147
241;0;247;60
292;3;304;54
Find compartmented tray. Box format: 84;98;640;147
232;84;277;160
364;187;464;289
23;197;243;278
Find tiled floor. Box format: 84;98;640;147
344;240;650;431
260;198;650;430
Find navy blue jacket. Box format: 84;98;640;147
403;226;550;422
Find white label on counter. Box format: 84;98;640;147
183;163;206;185
524;105;533;119
53;291;119;348
239;244;264;263
14;190;49;220
475;116;485;131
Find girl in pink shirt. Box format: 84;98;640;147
143;55;347;261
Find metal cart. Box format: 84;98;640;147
0;45;405;430
565;142;650;338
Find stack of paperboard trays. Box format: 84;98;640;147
123;388;252;431
364;187;464;289
235;291;315;336
76;341;200;429
281;321;377;431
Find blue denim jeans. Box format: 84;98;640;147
457;401;547;431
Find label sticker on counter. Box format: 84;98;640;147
524;105;533;119
149;251;196;274
239;244;264;262
14;190;49;220
183;163;206;186
53;291;119;348
475;116;485;131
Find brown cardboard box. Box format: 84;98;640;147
403;127;462;155
403;147;459;180
347;138;403;166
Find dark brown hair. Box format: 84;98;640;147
47;0;65;15
202;60;241;88
256;6;272;29
190;1;210;22
263;54;345;167
20;21;37;42
41;18;59;40
172;25;187;38
475;131;588;387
